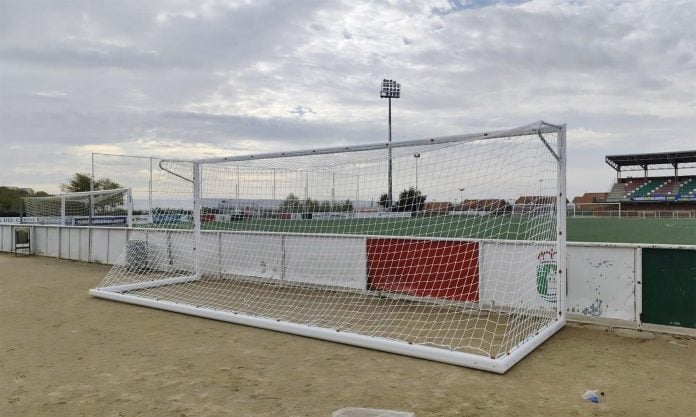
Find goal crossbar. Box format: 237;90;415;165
163;121;562;164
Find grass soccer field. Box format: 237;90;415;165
160;215;695;245
566;217;696;245
159;215;554;242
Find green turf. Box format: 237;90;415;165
165;215;554;241
566;218;696;245
152;216;695;245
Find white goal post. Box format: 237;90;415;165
23;188;133;226
90;121;567;373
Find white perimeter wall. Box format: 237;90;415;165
567;246;636;322
0;224;681;330
479;242;556;311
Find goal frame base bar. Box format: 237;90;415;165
89;288;565;374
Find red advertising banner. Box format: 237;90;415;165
367;239;479;302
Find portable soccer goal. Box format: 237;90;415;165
90;121;566;373
23;188;133;226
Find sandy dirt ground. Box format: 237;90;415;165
1;253;694;417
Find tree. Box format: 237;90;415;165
395;187;426;212
95;177;121;190
378;193;390;209
303;198;320;213
279;193;302;213
0;187;51;216
61;172;122;193
339;199;353;212
319;201;332;212
59;173;124;217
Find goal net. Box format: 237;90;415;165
91;121;566;373
23;188;133;226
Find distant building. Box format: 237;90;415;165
423;202;451;214
571;192;608;205
514;195;557;205
456;199;510;213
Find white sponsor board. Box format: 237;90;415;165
284;236;367;289
566;246;636;321
479;242;557;310
219;233;283;280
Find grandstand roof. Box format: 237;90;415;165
605;150;696;171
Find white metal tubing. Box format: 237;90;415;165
149;157;153;222
556;124;568;318
164;121;562;164
88;289;517;373
96;275;199;293
496;318;566;370
127;188;134;228
192;162;202;279
635;247;643;325
48;188;131;197
60;195;66;226
90;153;95;224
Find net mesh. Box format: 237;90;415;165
23;189;130;226
95;122;563;360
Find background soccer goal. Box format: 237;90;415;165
91;121;566;373
23;188;133;226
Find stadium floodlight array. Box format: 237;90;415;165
90;121;566;373
23;188;133;226
380;79;401;98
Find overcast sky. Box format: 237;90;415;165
1;0;694;198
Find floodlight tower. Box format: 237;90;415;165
380;79;400;208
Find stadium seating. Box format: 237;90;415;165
679;178;696;197
615;176;696;201
622;179;645;197
651;178;676;196
629;179;665;199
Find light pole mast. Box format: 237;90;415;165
380;79;400;208
414;153;421;191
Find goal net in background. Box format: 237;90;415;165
91;121;566;373
90;153;162;224
23;188;133;226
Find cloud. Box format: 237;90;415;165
0;0;694;197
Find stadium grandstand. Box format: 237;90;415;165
574;150;696;217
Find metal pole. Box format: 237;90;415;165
414;154;420;191
332;173;336;205
127;188;133;227
91;153;95;193
149;157;153;220
90;153;95;226
356;175;359;206
305;171;309;214
236;166;240;201
60;195;66;226
192;162;202;279
388;97;393;209
556;124;567;319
